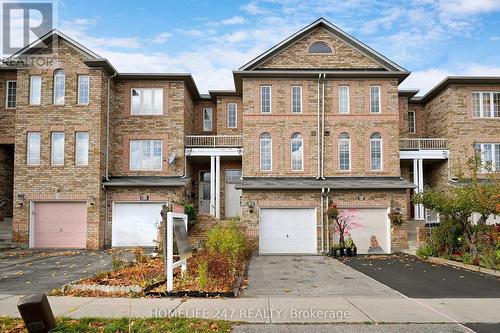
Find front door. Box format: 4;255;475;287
199;182;211;214
225;169;242;218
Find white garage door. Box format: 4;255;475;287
341;207;390;254
112;202;164;247
259;208;317;254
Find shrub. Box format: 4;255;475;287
205;219;248;261
416;242;436;259
196;261;208;289
184;203;197;229
428;217;463;256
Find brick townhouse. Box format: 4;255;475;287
0;18;498;253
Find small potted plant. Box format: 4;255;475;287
330;243;345;257
345;237;357;257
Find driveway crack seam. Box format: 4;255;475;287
343;296;374;323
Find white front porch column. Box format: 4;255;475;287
210;155;215;216
413;158;425;220
418;158;425;219
215;155;221;219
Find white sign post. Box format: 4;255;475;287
165;211;188;292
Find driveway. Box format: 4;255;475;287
339;254;500;298
0;249;112;294
243;255;400;297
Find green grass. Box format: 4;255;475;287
0;316;232;333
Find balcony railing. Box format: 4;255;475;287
185;135;243;147
400;138;448;150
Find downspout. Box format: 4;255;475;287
321;73;326;179
320;188;325;253
103;184;108;249
325;188;330;251
316;74;321;179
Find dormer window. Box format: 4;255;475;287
308;41;332;54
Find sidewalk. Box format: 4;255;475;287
1;294;499;324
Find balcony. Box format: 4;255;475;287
185;135;243;148
400;138;448;151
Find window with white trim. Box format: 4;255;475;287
291;132;303;171
260;133;272;171
260;85;271;113
75;132;89;166
291;85;302;113
370;85;381;113
78;75;90;105
338;85;349;114
6;80;16;108
203;107;213;131
30;76;41;105
27;132;40;165
131;88;163;115
53;69;65;105
472;92;500;118
408;110;416;133
227;103;237;128
51;132;65;165
370;132;382;171
474;143;500;172
130;140;162;171
338;132;351;171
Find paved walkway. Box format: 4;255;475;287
1;294;499;324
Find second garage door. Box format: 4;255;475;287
259;208;317;254
341;207;390;254
112;202;164;247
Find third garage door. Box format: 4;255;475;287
259;208;317;254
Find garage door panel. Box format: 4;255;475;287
259;208;316;254
112;203;164;247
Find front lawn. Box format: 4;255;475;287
0;316;232;333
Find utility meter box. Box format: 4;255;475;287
17;294;56;333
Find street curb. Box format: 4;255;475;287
428;257;500;278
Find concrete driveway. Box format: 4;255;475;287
243;255;400;297
0;249;112;294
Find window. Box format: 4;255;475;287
291;132;303;171
131;88;163;115
472;92;500;118
338;86;349;114
260;133;272;171
26;132;40;165
308;41;332;53
51;132;65;165
75;132;89;166
291;85;302;113
130;140;162;171
227;103;237;128
338;132;351;171
6;81;16;108
370;132;382;171
78;75;90;105
408;110;416;133
53;69;65;105
203;108;213;131
30;76;41;105
260;86;271;113
370;86;381;113
474;143;500;172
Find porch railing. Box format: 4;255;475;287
400;138;448;150
185;135;243;147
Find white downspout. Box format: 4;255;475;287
321;73;326;180
320;188;325;253
326;188;330;251
316;74;321;179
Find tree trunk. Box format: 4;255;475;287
463;218;478;259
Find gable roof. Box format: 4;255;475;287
239;17;408;72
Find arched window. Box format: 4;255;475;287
338;132;350;171
308;41;332;54
291;133;303;171
370;132;382;171
53;69;65;105
260;133;272;171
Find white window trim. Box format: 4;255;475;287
26;132;40;166
408;110;416;133
51;132;65;166
129;140;163;171
5;80;16;108
370;85;381;114
291;85;302;114
370;136;383;171
227;103;237;128
473;91;500;118
29;76;42;105
53;70;65;105
75;132;89;166
77;75;90;106
338;85;349;114
260;136;272;172
476;143;500;172
260;85;272;114
338;137;351;171
290;135;304;172
130;88;164;115
203;107;213;132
